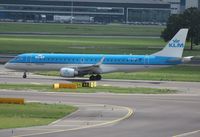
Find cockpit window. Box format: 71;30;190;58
10;56;22;62
15;57;21;60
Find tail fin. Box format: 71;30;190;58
152;29;189;58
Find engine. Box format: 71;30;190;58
60;68;78;77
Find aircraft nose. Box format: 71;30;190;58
4;62;11;69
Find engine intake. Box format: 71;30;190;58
60;68;78;77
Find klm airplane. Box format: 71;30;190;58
5;29;192;80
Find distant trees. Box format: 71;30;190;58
161;8;200;50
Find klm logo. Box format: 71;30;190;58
35;54;45;59
168;39;184;48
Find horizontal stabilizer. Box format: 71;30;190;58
182;56;193;63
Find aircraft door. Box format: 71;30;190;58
26;55;32;63
80;58;84;64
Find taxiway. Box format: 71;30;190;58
0;65;200;137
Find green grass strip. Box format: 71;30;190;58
0;84;178;94
102;65;200;82
0;103;77;129
0;35;198;56
0;23;164;36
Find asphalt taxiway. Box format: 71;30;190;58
0;65;200;137
0;90;200;137
0;99;132;137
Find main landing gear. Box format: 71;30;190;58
89;74;102;81
23;72;27;78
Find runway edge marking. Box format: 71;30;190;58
13;104;134;137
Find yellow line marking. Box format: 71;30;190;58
173;129;200;137
12;105;134;137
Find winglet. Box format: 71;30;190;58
95;56;105;66
152;29;189;58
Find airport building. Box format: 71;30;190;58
0;0;199;24
199;0;200;9
0;0;171;24
180;0;199;12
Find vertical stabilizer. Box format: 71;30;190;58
152;29;188;57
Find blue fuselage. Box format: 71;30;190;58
5;53;182;74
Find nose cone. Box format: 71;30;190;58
4;62;11;69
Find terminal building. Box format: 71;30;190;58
0;0;199;24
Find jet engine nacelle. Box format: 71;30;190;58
60;68;78;77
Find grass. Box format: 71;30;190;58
0;36;164;54
0;103;77;129
102;65;200;82
0;35;199;56
0;22;164;36
0;83;178;94
0;23;199;56
35;65;200;82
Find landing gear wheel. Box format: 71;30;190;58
96;74;102;80
23;72;27;78
89;75;102;81
89;75;95;81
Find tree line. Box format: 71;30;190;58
161;8;200;50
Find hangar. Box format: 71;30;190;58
0;0;171;24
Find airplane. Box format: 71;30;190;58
5;28;192;81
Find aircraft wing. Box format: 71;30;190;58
74;56;105;73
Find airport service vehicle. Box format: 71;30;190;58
5;29;192;80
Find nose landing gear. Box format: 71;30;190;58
23;72;27;78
